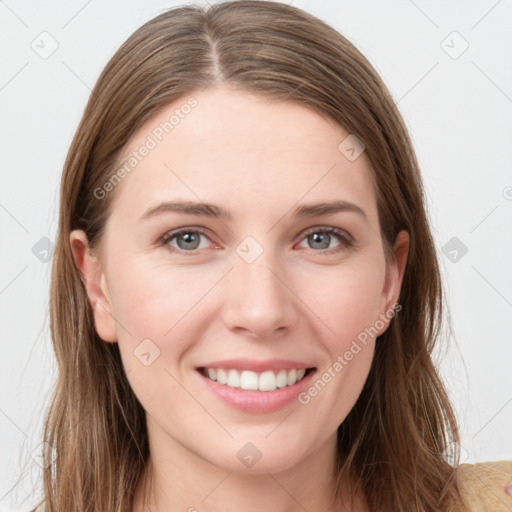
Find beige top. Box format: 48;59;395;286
451;460;512;511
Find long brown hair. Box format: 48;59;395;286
35;1;469;510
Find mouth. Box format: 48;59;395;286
197;366;316;392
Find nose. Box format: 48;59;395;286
221;246;298;339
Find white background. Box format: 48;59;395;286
1;1;511;510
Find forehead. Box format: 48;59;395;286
107;87;378;225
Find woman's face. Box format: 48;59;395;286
71;86;408;474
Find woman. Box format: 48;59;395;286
33;1;512;511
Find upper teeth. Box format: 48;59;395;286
204;368;307;392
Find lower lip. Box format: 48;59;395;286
196;369;317;413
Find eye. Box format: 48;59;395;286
296;227;354;254
159;228;213;254
159;226;355;255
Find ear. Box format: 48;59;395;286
376;229;409;335
69;230;118;343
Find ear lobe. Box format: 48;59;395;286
69;230;118;343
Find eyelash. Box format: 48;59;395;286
158;226;355;256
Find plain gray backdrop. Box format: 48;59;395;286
1;1;511;510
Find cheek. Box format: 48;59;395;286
304;259;386;345
301;270;379;423
108;262;212;411
105;258;220;396
108;257;217;338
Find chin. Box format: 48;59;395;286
203;434;313;475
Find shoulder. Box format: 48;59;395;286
452;459;512;512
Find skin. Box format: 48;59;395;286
70;86;409;512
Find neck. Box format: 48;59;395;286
131;424;363;512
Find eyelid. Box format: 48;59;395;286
299;225;353;242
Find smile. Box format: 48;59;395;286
198;367;313;392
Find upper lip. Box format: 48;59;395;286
196;358;316;373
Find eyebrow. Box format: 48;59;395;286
139;199;368;223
